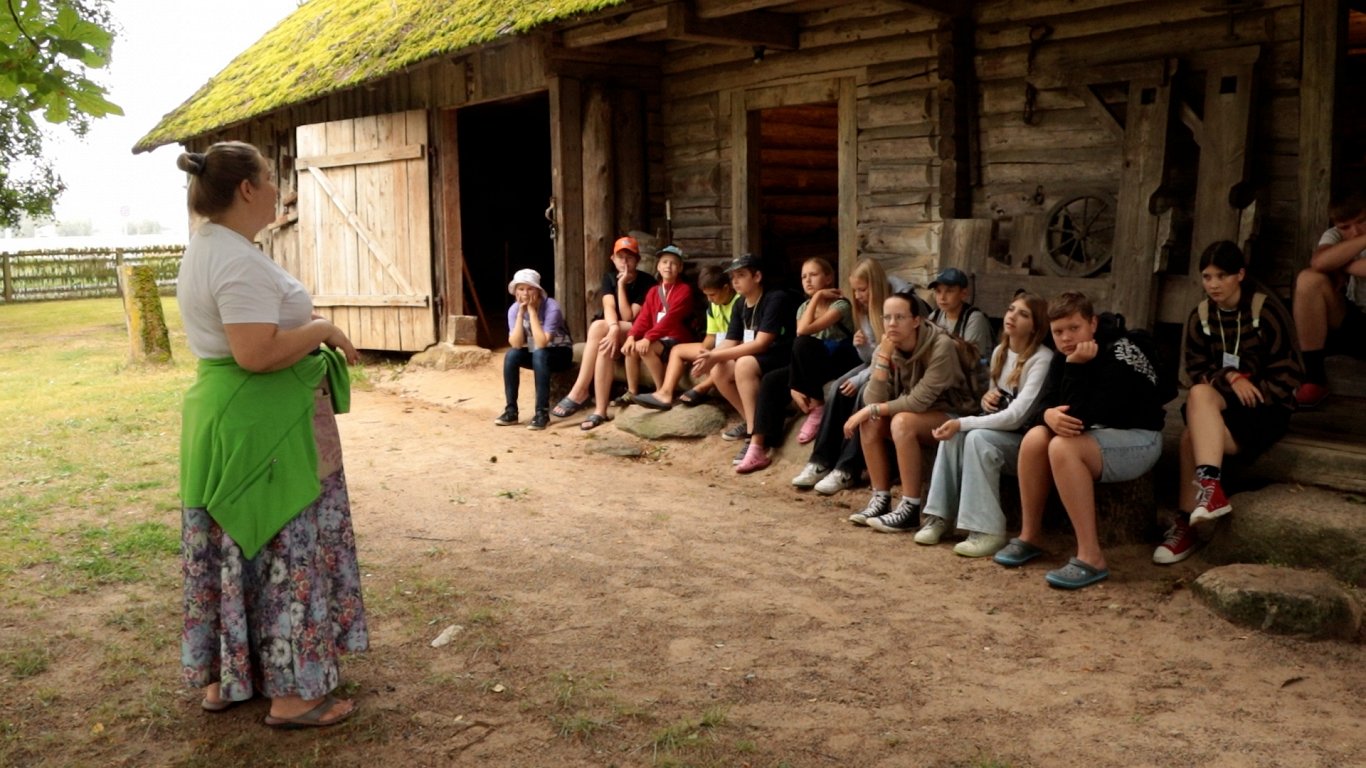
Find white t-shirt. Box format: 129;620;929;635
177;222;314;359
1317;226;1366;310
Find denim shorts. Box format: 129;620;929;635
1089;428;1161;483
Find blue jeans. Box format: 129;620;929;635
503;346;573;413
924;428;1023;536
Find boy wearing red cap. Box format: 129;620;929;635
554;236;657;430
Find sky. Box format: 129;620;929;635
34;0;301;237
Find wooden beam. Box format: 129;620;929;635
435;109;462;319
695;0;794;18
562;6;668;49
1108;75;1172;329
838;77;857;290
297;144;423;170
1299;0;1341;265
582;83;614;309
549;75;586;335
666;3;798;50
1077;85;1123;141
888;0;969;17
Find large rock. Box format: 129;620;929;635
1201;485;1366;586
614;403;728;439
409;343;491;371
1190;564;1362;641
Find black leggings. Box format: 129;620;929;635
752;337;861;443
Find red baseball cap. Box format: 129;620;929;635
613;236;639;256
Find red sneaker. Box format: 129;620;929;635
1294;382;1329;409
1189;478;1232;525
1152;517;1200;564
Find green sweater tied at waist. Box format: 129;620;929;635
180;347;350;559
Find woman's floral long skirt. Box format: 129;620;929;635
180;393;368;703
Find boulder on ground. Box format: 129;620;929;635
614;402;727;439
1191;564;1362;641
409;343;491;371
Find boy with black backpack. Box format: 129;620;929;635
992;291;1167;590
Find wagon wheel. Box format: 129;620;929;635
1044;193;1116;277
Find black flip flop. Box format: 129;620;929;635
580;413;610;431
263;695;354;729
551;396;586;419
677;388;710;407
634;393;673;411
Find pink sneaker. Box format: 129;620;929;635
735;443;772;474
797;404;824;444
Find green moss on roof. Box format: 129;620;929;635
133;0;629;152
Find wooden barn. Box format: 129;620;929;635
135;0;1359;353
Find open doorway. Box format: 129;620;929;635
458;92;553;348
1337;8;1366;194
755;103;839;291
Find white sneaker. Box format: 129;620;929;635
815;468;853;496
912;514;949;545
791;462;828;488
953;532;1008;558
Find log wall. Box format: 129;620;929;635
661;1;946;287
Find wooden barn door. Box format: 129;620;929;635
296;110;435;352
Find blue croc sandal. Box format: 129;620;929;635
1045;557;1110;590
993;537;1044;568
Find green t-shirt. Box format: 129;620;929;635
705;292;740;336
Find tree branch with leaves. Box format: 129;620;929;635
0;0;121;229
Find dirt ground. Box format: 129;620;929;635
271;356;1361;768
28;354;1360;768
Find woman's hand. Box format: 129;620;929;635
1227;374;1264;407
326;326;360;365
852;329;867;347
931;419;961;441
1043;405;1082;437
839;378;859;397
981;389;1002;413
843;405;874;439
633;337;652;357
815;288;842;303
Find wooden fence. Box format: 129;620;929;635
0;245;184;303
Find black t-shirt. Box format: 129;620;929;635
600;269;657;315
725;288;795;351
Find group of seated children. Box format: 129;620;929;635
498;237;1302;590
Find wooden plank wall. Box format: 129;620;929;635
974;0;1306;300
661;1;945;288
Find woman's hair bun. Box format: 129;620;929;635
176;152;207;176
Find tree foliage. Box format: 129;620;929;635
0;0;121;229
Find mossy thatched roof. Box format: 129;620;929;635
133;0;629;153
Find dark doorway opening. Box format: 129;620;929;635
1338;9;1366;195
755;103;839;292
458;92;553;348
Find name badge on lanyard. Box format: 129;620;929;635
743;329;756;343
656;310;667;323
1222;352;1240;369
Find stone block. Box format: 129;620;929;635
1200;485;1366;587
1191;564;1362;641
444;315;479;346
614;403;728;439
408;343;491;371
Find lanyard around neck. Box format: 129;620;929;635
1216;305;1241;358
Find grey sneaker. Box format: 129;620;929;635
815;468;854;496
791;462;828;488
732;439;751;465
869;499;921;533
848;492;891;526
912;513;949;544
722;423;750;441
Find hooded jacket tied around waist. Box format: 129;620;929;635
180;347;350;559
863;321;979;416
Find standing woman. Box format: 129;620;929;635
176;142;367;728
1153;241;1302;564
921;292;1054;555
